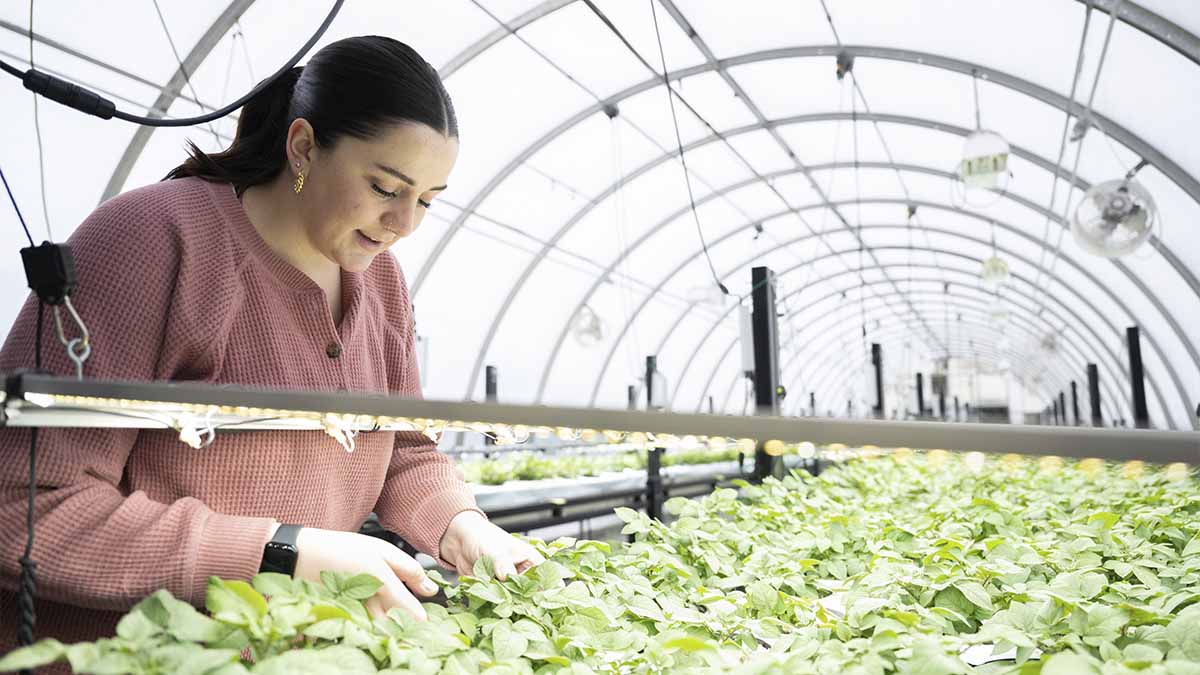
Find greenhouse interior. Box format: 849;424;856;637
1;1;1199;673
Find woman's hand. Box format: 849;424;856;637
292;527;438;622
438;511;545;580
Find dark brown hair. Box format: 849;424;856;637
166;36;457;195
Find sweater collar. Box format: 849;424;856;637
210;180;366;335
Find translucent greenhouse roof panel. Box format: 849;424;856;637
2;1;1198;430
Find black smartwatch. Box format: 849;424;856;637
259;524;302;576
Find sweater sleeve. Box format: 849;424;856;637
0;191;275;609
372;264;482;564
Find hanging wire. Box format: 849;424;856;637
29;0;53;242
1035;0;1123;317
1030;2;1094;294
610;117;644;375
235;20;255;81
648;0;728;296
150;0;222;146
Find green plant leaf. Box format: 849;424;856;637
252;645;377;674
340;574;384;601
1040;652;1098;675
491;620;528;661
955;581;995;612
0;639;65;671
116;607;163;642
473;555;495;580
253;572;295;598
207;577;268;624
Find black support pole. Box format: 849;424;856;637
938;386;946;421
645;355;657;410
627;385;637;411
954;396;960;422
645;447;664;521
1059;391;1068;426
809;391;816;416
1052;398;1060;425
1071;381;1080;426
916;373;925;419
483;366;498;445
1087;363;1102;427
751;266;781;481
1127;326;1150;429
871;343;884;419
485;365;498;403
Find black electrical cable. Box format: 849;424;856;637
0;165;34;248
647;0;728;297
2;161;40;664
0;0;343;127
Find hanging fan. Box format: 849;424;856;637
1071;175;1157;258
570;305;605;347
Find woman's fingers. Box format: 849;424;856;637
374;574;428;622
494;558;518;582
365;596;385;620
379;545;439;598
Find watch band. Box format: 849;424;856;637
259;523;302;576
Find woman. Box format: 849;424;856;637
0;35;541;651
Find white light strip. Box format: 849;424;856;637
2;375;1197;463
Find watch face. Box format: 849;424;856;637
263;541;298;576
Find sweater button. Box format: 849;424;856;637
325;342;342;359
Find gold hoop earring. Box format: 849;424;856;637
293;170;306;194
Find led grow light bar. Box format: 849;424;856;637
2;374;1198;463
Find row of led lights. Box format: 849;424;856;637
12;394;1193;480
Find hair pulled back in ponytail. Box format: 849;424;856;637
166;36;457;196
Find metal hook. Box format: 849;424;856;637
53;298;91;379
65;338;90;380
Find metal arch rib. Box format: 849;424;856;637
700;264;1133;420
475;117;1196;407
100;0;256;201
679;258;1132;425
1081;0;1200;67
0;19;219;111
617;217;1189;429
809;324;1078;422
770;292;1120;423
718;332;1068;418
532;129;1192;405
434;1;1200;86
780;291;1109;414
554;179;1192;419
414;43;1200;303
669;240;1165;427
709;292;1113;422
781;310;1098;421
439;0;575;78
779;310;1083;419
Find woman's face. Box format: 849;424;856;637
292;121;458;273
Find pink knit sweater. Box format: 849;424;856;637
0;177;479;651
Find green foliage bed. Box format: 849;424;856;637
4;452;1198;674
459;445;745;485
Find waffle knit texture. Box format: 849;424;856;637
0;177;480;652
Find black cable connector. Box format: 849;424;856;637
21;241;77;306
22;69;116;120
